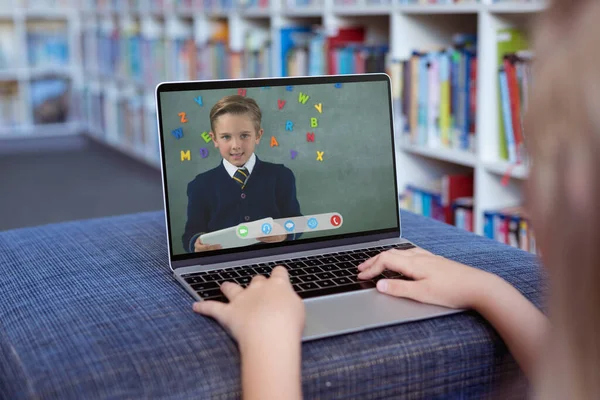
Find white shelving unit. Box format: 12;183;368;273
0;0;82;137
3;0;545;238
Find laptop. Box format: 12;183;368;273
155;73;460;341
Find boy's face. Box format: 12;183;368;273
210;113;263;167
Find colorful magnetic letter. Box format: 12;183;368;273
238;88;247;96
285;120;293;131
277;99;286;110
306;132;315;142
334;83;342;88
181;150;191;161
291;150;298;160
201;131;212;143
199;148;209;158
178;112;188;123
270;136;279;147
286;86;293;91
314;103;323;114
310;117;318;128
298;92;310;104
194;96;203;106
172;127;183;139
316;151;324;162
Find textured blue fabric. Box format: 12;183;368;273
0;210;546;399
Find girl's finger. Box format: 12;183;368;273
220;281;244;300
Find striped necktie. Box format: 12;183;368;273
232;167;249;189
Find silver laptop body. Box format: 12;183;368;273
156;74;459;341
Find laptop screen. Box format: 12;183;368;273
157;75;399;262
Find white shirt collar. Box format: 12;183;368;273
222;153;256;178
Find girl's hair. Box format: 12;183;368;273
526;0;600;397
209;95;262;133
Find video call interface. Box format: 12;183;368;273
160;79;399;257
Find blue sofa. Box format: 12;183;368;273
0;210;545;399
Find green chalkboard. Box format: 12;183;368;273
160;81;398;256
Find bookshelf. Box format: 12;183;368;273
1;0;545;245
0;0;81;136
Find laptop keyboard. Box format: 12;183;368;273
181;243;416;303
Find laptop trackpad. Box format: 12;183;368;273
302;289;461;341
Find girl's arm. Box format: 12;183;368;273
358;247;549;379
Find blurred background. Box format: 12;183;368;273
0;0;543;253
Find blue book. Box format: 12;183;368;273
484;211;496;239
422;192;432;218
499;68;517;163
280;26;313;76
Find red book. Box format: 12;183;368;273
326;27;365;75
441;175;474;225
503;56;523;163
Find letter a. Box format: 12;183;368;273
270;136;279;147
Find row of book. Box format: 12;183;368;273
82;0;271;10
0;81;21;128
83;17;272;87
402;179;537;254
0;23;15;70
398;0;478;3
81;83;160;163
27;21;70;69
0;21;69;70
281;26;389;77
400;174;474;227
497;28;532;164
393;34;477;153
0;77;72;129
484;207;536;254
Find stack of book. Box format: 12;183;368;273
281;25;388;77
27;20;70;69
497;28;532;164
393;33;477;152
0;81;21;129
30;78;71;125
0;23;16;70
401;174;474;228
484;206;536;254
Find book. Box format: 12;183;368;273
496;28;529;161
0;81;20;128
280;26;313;77
326;26;365;75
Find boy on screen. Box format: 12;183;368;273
183;95;301;253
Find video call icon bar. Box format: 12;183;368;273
235;212;344;239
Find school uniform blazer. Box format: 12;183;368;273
183;157;302;253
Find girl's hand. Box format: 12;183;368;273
193;266;305;346
357;247;495;309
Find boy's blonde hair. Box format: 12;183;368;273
526;0;600;398
209;95;262;133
